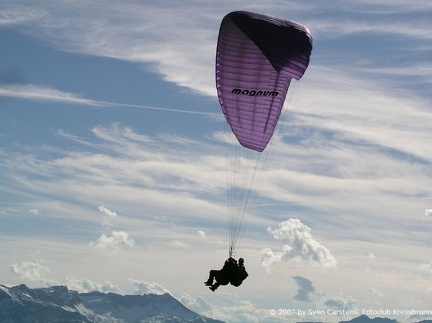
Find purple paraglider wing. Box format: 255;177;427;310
216;11;313;152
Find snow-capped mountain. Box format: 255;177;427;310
0;284;224;323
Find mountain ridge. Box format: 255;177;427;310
0;284;224;323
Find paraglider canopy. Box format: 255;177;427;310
216;11;313;152
215;11;313;258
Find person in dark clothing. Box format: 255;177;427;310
205;257;248;291
230;258;248;287
205;257;236;291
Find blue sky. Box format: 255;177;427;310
1;1;432;322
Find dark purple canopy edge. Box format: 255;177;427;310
227;11;312;75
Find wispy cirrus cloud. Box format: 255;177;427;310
310;20;432;39
0;83;218;116
328;0;432;14
0;84;101;106
2;1;431;100
0;4;47;26
1;1;219;96
0;123;227;232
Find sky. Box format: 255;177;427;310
1;1;432;322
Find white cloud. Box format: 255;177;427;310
261;219;337;270
98;205;117;229
260;248;282;272
129;279;171;295
90;231;135;252
425;209;432;218
66;277;119;293
29;209;39;215
197;230;206;238
10;261;52;285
